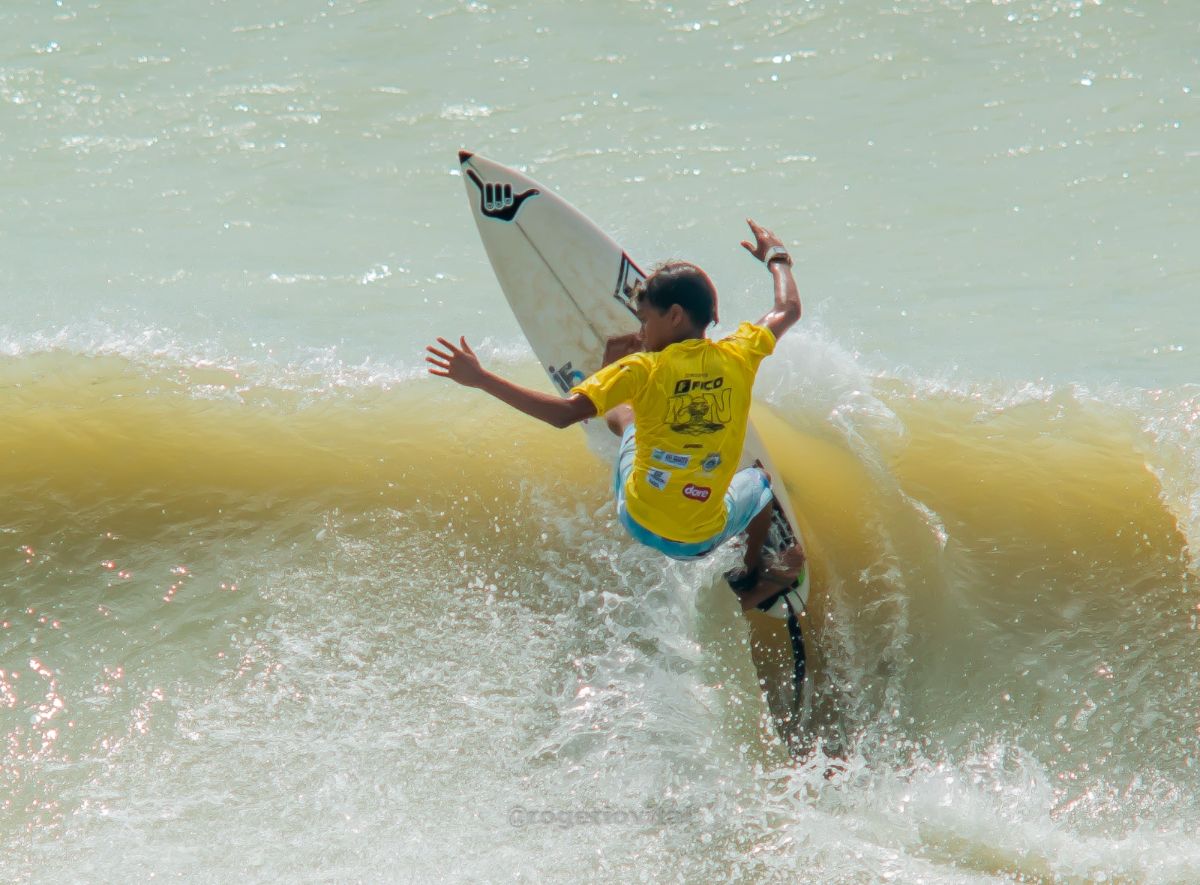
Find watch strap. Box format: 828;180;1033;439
764;244;792;267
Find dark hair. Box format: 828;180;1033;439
635;261;718;328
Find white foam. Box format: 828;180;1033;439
0;322;434;400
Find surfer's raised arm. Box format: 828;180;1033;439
740;219;801;341
425;336;597;429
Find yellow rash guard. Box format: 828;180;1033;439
571;322;776;543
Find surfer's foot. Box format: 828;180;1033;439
732;546;806;612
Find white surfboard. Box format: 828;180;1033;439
457;150;809;625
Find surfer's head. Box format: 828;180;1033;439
632;261;718;349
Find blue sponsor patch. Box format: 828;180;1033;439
647;468;671;491
652;449;690;469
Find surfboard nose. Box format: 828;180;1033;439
458;149;474;164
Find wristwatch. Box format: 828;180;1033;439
764;245;792;267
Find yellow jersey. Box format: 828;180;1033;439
571;322;776;543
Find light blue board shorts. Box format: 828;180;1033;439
614;424;774;562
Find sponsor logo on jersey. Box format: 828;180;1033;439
682;483;711;502
647;468;671;491
652;448;690;469
700;453;722;473
673;377;724;395
666;381;733;436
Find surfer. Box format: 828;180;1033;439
426;219;805;610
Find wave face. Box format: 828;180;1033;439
2;340;1197;882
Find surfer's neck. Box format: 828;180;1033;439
669;328;707;346
636;290;714;350
648;328;707;352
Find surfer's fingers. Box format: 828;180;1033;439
425;344;453;360
435;336;463;354
741;240;767;262
746;218;779;243
425;355;451;370
743;220;776;255
459;336;475;356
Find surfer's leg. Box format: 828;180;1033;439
743;503;773;573
604;403;634;437
612;419;636;509
726;471;806;611
735;546;806;612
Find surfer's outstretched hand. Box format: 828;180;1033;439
426;336;485;388
740;218;785;263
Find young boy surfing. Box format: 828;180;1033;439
426;219;805;611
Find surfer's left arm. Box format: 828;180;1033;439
741;219;802;340
425;336;597;428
